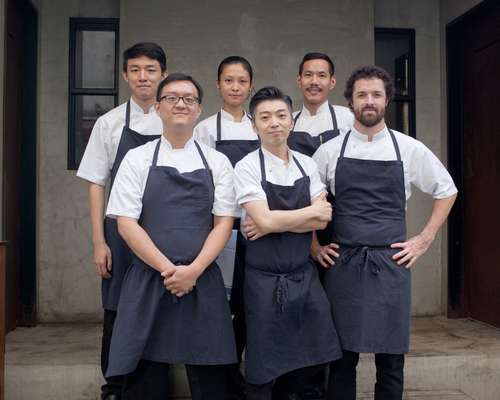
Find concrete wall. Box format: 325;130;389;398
38;0;119;322
375;0;444;315
37;0;374;321
119;0;374;117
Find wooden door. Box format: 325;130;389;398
461;2;500;328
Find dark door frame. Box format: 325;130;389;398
2;0;38;327
446;0;497;318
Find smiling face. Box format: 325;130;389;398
351;77;388;128
252;99;294;149
297;59;336;108
217;63;252;109
122;56;167;103
155;80;202;133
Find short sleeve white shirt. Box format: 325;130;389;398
106;135;237;219
76;97;163;186
292;101;354;137
194;109;258;149
313;126;458;202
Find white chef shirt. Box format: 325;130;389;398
77;97;163;186
234;147;326;208
313;126;458;201
106;135;237;219
194;109;258;148
292;101;354;137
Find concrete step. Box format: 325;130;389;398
5;316;500;399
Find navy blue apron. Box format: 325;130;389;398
244;149;342;384
213;111;260;315
102;100;160;311
325;129;411;354
106;139;237;377
288;104;339;157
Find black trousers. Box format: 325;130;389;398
122;359;231;400
247;364;327;400
327;351;405;400
101;309;123;399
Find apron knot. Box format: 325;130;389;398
275;272;304;313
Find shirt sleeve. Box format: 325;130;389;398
211;152;238;217
105;150;146;219
234;156;267;205
76;117;112;186
307;159;326;199
408;141;458;199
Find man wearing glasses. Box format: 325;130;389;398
104;73;238;399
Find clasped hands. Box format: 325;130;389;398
161;264;199;298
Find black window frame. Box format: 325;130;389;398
68;17;120;170
375;27;416;138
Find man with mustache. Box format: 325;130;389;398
313;65;457;400
281;52;354;400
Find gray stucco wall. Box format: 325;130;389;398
38;0;119;321
375;0;444;315
37;0;476;321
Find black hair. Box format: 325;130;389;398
156;73;204;104
249;86;293;119
217;56;253;82
123;42;167;72
299;52;335;76
344;65;394;105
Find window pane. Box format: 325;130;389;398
74;95;115;165
375;32;411;96
385;101;410;135
75;30;115;89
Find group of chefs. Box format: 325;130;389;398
77;42;457;400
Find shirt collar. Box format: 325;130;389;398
130;96;156;115
300;101;329;117
350;125;388;142
160;134;195;150
261;146;294;167
220;108;251;123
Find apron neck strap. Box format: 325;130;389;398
216;111;222;141
194;140;211;170
328;104;338;131
258;148;267;183
125;100;131;128
293;111;301;125
292;156;307;178
388;129;402;162
339;130;351;158
152;138;161;166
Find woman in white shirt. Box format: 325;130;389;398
195;57;259;383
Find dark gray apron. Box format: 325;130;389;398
325;129;411;354
244;149;342;384
106;139;237;377
288;104;339;157
214;111;260;314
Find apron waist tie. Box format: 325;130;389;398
343;246;383;279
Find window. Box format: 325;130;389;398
68;18;119;169
375;28;416;137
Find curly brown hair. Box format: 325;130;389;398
344;65;394;106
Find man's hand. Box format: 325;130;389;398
391;233;433;268
93;241;112;278
312;242;340;268
162;265;198;297
243;215;267;241
310;192;332;222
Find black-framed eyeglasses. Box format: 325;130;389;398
159;94;200;105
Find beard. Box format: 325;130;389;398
354;106;385;127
